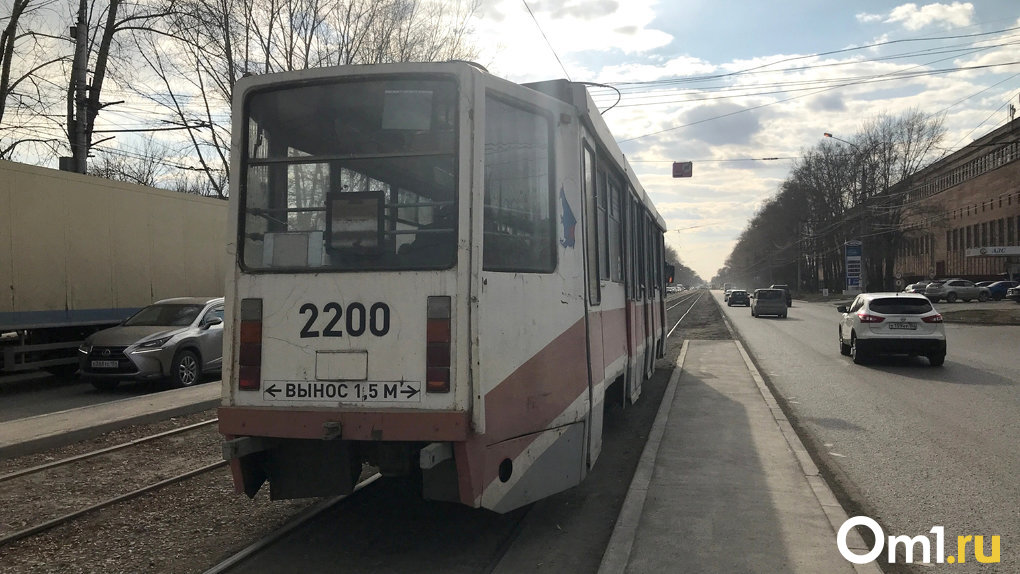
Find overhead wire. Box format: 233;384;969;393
520;0;571;81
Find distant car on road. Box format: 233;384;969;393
986;280;1019;301
903;281;930;294
923;279;989;303
1005;284;1020;304
836;292;946;366
751;289;787;318
78;297;224;390
727;289;750;306
769;284;792;306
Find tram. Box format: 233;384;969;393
219;61;667;513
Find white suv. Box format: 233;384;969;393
837;292;946;366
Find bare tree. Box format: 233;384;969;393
119;0;479;197
717;110;945;293
65;0;180;172
0;0;69;158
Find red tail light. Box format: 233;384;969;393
921;314;944;323
857;312;885;323
426;296;451;393
239;298;263;390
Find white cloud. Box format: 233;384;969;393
856;12;884;24
885;2;974;31
473;0;672;81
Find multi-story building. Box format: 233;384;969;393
895;116;1020;284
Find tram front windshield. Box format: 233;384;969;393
240;77;458;272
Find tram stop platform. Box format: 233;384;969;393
597;339;881;574
0;383;219;459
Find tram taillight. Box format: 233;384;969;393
238;298;263;391
426;296;451;393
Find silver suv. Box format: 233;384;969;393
79;297;224;390
923;279;990;303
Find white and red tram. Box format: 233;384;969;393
219;62;667;513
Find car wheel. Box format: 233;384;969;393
946;292;958;303
839;330;851;356
977;292;989;302
850;335;868;365
927;353;945;367
781;312;787;318
171;349;202;388
91;379;120;391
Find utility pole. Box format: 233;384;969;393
66;0;89;173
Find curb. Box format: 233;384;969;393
0;387;220;459
597;340;688;574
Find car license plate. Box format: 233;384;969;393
91;360;119;368
888;323;916;330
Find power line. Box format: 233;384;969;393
520;0;571;81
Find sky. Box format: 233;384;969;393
467;0;1020;280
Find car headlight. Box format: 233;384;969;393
78;342;91;354
137;335;173;349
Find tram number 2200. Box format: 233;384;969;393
299;302;390;338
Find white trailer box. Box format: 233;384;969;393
0;160;228;372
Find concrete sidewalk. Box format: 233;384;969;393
0;383;219;459
598;340;880;574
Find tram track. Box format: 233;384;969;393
0;418;225;548
666;289;709;338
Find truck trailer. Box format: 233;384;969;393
0;160;228;374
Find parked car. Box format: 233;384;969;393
79;297;224;390
903;281;930;294
1006;284;1020;304
770;284;792;306
837;292;946;366
986;280;1019;300
727;289;750;306
751;289;787;318
923;279;990;303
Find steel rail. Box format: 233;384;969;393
667;290;707;339
0;460;226;547
200;473;383;574
0;418;219;483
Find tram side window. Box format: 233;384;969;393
608;180;622;282
583;145;600;303
597;167;609;280
483;97;555;273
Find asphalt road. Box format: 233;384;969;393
718;292;1019;573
